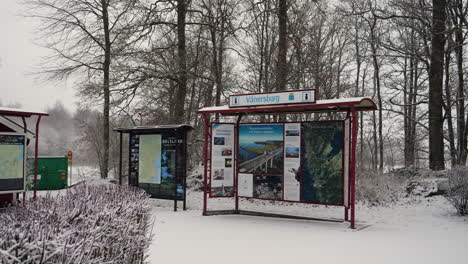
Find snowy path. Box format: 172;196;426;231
148;193;468;264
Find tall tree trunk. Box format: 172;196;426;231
428;0;446;170
444;35;457;165
174;0;188;124
369;16;383;172
277;0;288;92
454;21;466;164
101;0;111;179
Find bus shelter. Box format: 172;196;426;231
198;95;376;229
114;125;193;211
0;107;48;206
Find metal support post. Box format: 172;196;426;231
33;115;42;200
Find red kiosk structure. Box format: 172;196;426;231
198;92;376;229
0;107;48;206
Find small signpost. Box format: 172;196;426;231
68;151;73;186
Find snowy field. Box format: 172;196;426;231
148;191;468;264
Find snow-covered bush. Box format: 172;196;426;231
356;170;403;206
0;184;153;263
187;164;204;191
446;166;468;215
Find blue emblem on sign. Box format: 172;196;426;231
288;93;294;100
231;96;240;105
302;91;312;101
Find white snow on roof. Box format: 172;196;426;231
0;106;48;116
198;97;375;112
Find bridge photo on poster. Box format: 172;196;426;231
238;124;284;175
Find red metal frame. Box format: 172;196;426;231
202;114;209;215
229;89;317;108
198;98;375;228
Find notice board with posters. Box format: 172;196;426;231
0;133;26;194
210;123;235;197
129;132;186;201
225;121;348;206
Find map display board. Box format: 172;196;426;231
301;122;344;205
0;134;26;193
139;134;162;184
129;133;185;200
210;123;235;197
235;121;346;205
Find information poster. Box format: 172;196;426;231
301;122;344;205
283;123;301;201
0;134;26;192
160;135;181;199
139;134;162;184
129;133;184;200
211;124;234;197
238;124;284;175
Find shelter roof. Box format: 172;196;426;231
0;107;49;117
198;97;376;116
114;124;193;133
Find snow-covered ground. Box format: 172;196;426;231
33;167;468;264
148;191;468;264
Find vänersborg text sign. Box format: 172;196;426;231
229;89;316;108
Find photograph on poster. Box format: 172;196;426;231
285;130;299;136
284;166;300;201
214;137;225;145
253;175;282;200
211;186;234;196
285;146;300;158
225;158;232;168
160;146;176;193
301;122;344;204
221;148;232;156
213;169;224;180
239;124;284;174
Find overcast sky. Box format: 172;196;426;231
0;0;76;113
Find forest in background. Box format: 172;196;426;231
15;0;467;178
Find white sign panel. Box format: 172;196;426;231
211;123;235;196
238;173;253;197
283;123;301;201
229;89;316;108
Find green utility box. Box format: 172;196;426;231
27;156;68;190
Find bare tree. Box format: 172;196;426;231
26;0;140;178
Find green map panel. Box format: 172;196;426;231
0;145;24;180
139;134;162;184
301;122;344;205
